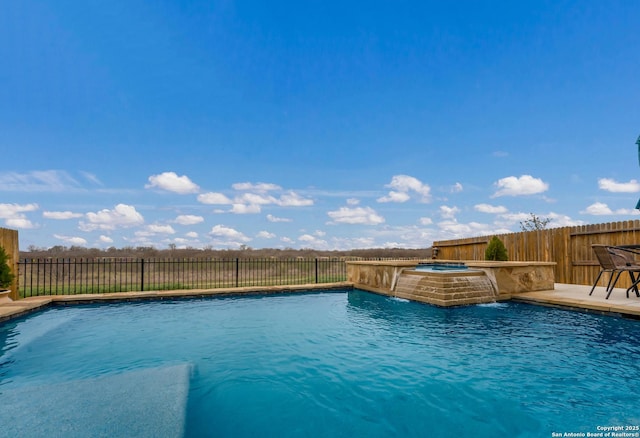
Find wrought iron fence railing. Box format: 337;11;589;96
17;257;350;298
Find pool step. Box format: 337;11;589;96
0;312;77;362
0;363;192;438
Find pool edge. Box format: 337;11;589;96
0;282;353;322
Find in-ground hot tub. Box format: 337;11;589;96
413;263;469;272
346;260;556;307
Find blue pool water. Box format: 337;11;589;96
414;263;469;271
1;289;640;437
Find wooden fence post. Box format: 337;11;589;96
0;227;19;299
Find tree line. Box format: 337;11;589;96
22;245;433;260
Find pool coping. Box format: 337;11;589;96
2;282;640;323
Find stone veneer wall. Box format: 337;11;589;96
464;261;556;297
394;270;496;307
346;260;556;306
347;261;419;296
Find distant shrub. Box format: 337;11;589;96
0;246;14;289
485;236;508;261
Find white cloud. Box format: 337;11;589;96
80;171;103;186
199;183;312;214
185;231;199;238
475;203;508;214
147;224;176;234
80;204;144;231
378;175;431;203
581;202;639;216
54;234;88;246
134;230;154;238
267;214;292;223
124;233;154;245
209;225;251;242
257;231;276;239
437;220;492;238
498;211;585;228
43;211;84;220
419;217;433;225
347;198;360;205
450;183;463;193
232;182;282;192
237;193;277;205
439;205;460;219
582;202;612;215
331;236;377;249
377;191;411;203
280;237;294;244
174;214;204;225
230;203;262;214
225;192;312;214
0;170;80;192
492;175;549;197
0;203;39;219
197;192;233;204
497;212;534;226
388;175;431;197
598;178;640;193
169;237;191;246
367;224;438;248
5;218;36;229
99;235;114;243
298;234;329;249
277;191;314;207
0;203;39;229
546;212;586;227
327;206;385;225
146;172;200;194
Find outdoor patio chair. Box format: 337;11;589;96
590;245;640;299
614;245;640;298
590;245;618;296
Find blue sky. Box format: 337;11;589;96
1;0;639;251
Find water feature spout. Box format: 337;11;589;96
394;265;497;307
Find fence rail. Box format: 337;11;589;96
17;257;350;298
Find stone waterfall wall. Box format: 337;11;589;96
394;270;497;307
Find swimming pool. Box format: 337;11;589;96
1;289;639;437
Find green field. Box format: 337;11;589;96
18;258;349;297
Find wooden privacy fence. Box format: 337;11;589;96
433;220;640;289
0;227;19;300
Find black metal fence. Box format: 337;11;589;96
17;258;349;298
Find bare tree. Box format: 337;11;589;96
520;213;552;231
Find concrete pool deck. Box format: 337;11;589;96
511;283;640;318
1;282;640;322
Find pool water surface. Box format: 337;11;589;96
1;289;639;437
